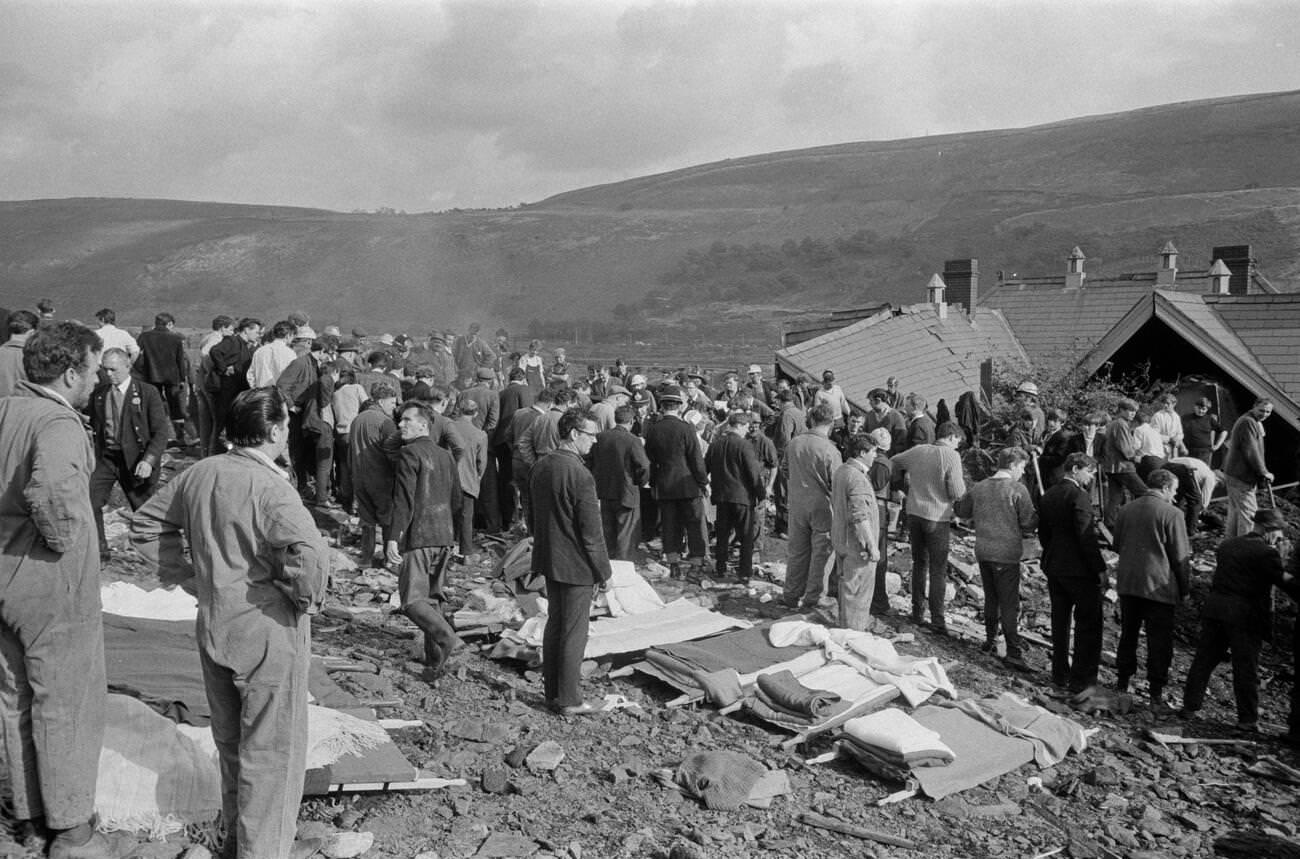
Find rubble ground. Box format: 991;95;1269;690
11;469;1300;859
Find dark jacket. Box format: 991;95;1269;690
643;413;708;500
905;414;936;450
864;408;907;456
530;449;612;586
1114;491;1191;605
88;379;169;478
1202;532;1286;640
456;385;500;435
1223;413;1269;485
276;353;335;435
390;436;461;550
134;327;188;386
206;335;254;396
1038;478;1107;580
705;431;765;506
495;383;535;447
591;425;649;508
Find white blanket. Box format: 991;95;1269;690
100;582;198;621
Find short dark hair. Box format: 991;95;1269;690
936;421;963;440
271;320;295;341
726;411;753;428
399;400;437;428
337;368;357;385
1045;407;1068;423
369;381;397;400
535;387;554;405
95;308;116;324
425;388;448;406
997;446;1029;468
227;386;289;447
558;408;595;440
415;364;435;380
807;403;836;427
553;388;575;408
287;311;310;327
777;389;794;404
508;367;525;382
235;317;261;333
614;404;636;425
1064;452;1096;472
36;298;54;314
1115;398;1138;413
154;312;175;327
8;310;38;336
844;433;877;459
868;388;889;402
1146;468;1178;491
23;322;102;384
1195;397;1212;408
367;350;390;368
212;315;234;331
457;396;479;416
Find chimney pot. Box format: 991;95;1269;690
1208;259;1232;295
1211;244;1255;295
1156;241;1179;285
943;258;979;315
927;273;948;319
1065;246;1087;289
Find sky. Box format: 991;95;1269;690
2;0;1298;213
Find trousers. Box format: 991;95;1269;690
1116;595;1176;694
288;417;332;505
785;505;833;608
1046;575;1104;692
202;615;309;859
458;491;476;556
1182;618;1262;724
870;498;892;614
1223;475;1258;539
493;445;516;530
836;550;876;631
908;516;951;625
713;501;758;580
659;496;706;560
0;555;105;829
90;447;159;551
978;561;1024;658
600;503;640;561
542;582;593;708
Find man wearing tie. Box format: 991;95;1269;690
89;347;169;561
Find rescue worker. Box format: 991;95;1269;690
132;386;329;859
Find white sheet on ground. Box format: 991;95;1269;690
99;582;198;621
842;708;955;760
600;560;666;617
584;598;751;658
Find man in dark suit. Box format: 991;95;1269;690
277;335;339;507
133;311;190;444
705;411;766;581
207;317;263;451
494;368;535;529
89;347;169;561
530;410;611;716
591;404;650;561
643;385;709;569
1038;452;1108;693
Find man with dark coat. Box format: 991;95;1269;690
88;348;169;561
1181;508;1292;730
705;412;766;582
276;335;339;507
453;323;494;388
770;389;805;536
207;317;263;446
1038;453;1108;693
591;404;650;561
1101;398;1145;529
643;385;709;568
1113;468;1191;714
451;399;488;561
530;410;611;716
494;368;535;529
387;400;464;677
903;393;936;451
349;383;401;563
134;311;191;443
460;368;502;531
1222;397;1274;538
0;310;38;397
509;389;550;531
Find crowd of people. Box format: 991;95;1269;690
1;300;1298;859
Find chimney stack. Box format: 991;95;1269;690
1208;259;1232;295
927;273;948;320
1065;246;1087;289
1211;245;1255;295
1156;241;1178;285
943;258;979;315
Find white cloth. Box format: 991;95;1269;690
1133;423;1165;459
97;324;139;359
842;707;955;762
247;340;297;388
99;581;198;621
600;560;667;617
1171;456;1216;506
1149;409;1183;454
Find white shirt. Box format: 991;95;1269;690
1133;423;1165;459
247;340;297;388
97;323;139;359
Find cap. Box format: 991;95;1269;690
428;332;446;344
658;384;684;403
351;327;368;339
1016;381;1040;397
337;338;360;352
630;374;647;387
317;333;340;352
379;333;395;346
393;334;411;347
476;367;496;380
747;364;763;374
868;428;892;452
631;391;653;408
1254;508;1287;530
686;371;706;383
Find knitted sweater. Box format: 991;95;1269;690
953;473;1038;563
891;443;966;523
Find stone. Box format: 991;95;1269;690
297;822;335;842
474;833;538;858
321;831;374;859
482;766;510;794
504;746;529;769
1104;824;1139;848
1085;766;1122;787
525;741;565;773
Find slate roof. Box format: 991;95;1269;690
1206;293;1300;405
775;304;1028;412
980;268;1279;368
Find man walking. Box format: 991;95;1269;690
890;421;967;633
452;398;488;563
830;433;882;631
1181;508;1292;731
954;446;1038;670
132;387;328;859
349;382;401;564
495;367;536;528
386;401;464;677
643;385;709;570
531;410;611;716
705;412;766;582
783;403;842;609
1222;397;1274;538
277;335;339;508
1038;453;1108;692
134;311;190;443
88;348;169;562
591;404;650;561
0;323;124;859
1113;469;1191;714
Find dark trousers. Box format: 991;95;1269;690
1104;470;1147;529
333;434;352;512
639;489;659;543
458;491;476;556
772;471;789;534
659;496;706;560
907;516;951;625
870;498;892;614
90;448;158;552
493;445;516;529
478;455;501;533
147;380;187;423
289;418;333;505
1182;619;1262;724
1046;575;1104;691
978;561;1023;658
1117;595;1176;695
542;581;593;708
600;503;639;561
714;501;757;580
513;464;533;532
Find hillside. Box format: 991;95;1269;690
3;89;1300;341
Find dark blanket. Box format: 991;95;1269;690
755;669;843;719
652;623;812;675
103;613;357;726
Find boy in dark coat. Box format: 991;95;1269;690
705;412;766;582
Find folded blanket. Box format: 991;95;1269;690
841;708;955;765
756;669;843;719
833;739;912;783
747;695;814;727
942;693;1087;767
676;751;768;810
837;735;954;769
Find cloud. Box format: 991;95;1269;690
0;0;1298;211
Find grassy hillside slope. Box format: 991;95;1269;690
2;89;1298;339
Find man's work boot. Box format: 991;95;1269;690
48;825;136;859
